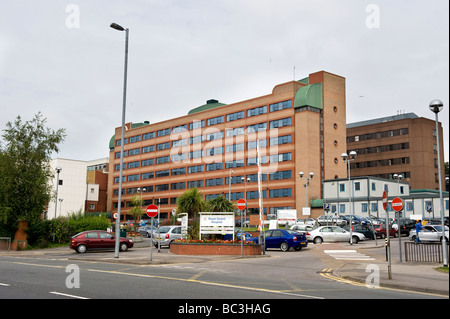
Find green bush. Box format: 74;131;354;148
27;213;111;248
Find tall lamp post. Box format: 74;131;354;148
53;166;62;241
429;99;447;267
299;171;314;211
110;22;129;259
341;151;357;244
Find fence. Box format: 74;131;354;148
404;242;449;263
0;237;11;252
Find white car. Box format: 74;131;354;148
409;224;449;242
306;226;366;244
290;224;316;233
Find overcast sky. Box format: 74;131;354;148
1;0;448;162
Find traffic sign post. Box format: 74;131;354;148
237;198;246;257
391;197;404;263
383;191;392;279
146;204;159;261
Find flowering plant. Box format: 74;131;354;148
174;238;255;245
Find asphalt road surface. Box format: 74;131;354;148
0;239;444;305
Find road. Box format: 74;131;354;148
0;237;444;306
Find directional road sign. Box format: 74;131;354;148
392;197;403;212
237;198;246;211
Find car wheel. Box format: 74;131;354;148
351;236;359;244
120;243;128;252
411;235;416;242
76;244;87;254
280;242;290;252
394;232;399;238
314;237;323;244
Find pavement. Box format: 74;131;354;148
1;238;448;297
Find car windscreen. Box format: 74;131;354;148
158;227;171;233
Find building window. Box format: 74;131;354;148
247;105;267;117
226;111;245;122
157;128;171;137
270;100;291;112
207;116;224;126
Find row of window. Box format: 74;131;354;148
347;128;409;143
114;168;293;185
116;119;293;159
330;200;450;214
115;100;292;147
115;144;293;171
350;157;410;169
114;171;293;195
353;142;409;155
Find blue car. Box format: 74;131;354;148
249;229;308;252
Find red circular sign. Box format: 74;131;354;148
146;204;159;218
382;191;388;211
237;198;246;210
392;197;403;212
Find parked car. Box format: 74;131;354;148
235;217;250;228
290;224;316;233
373;223;398;239
343;224;376;240
295;218;316;227
306;226;366;244
138;225;157;238
409;225;449;242
392;219;416;236
152;225;182;247
317;215;347;226
248;229;308;252
70;230;133;254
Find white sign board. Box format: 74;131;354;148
302;207;311;216
277;209;297;225
199;212;235;239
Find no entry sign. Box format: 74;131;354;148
382;191;388;211
237;198;246;211
146;204;159;218
392;197;403;212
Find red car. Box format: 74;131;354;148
373;224;398;239
70;230;133;253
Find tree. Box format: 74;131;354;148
129;195;143;235
176;188;205;220
0;113;66;236
205;195;235;213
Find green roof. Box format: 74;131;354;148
294;83;323;110
188;99;227;115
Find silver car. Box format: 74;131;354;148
306;226;366;244
317;215;347;226
409;224;449;242
152;225;182;247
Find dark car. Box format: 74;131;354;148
248;229;308;252
70;230;134;254
343;224;376;240
373;224;398;239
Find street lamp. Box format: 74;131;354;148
53;166;62;241
228;169;234;200
341;151;357;244
429;99;447;267
299;171;314;209
110;22;129;259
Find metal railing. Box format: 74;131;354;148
404;242;449;263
